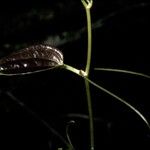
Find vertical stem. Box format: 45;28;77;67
85;79;94;150
85;8;92;75
81;0;93;76
81;1;94;150
65;1;94;149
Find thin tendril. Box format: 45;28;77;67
94;68;150;79
83;77;150;130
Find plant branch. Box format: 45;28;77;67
63;64;80;76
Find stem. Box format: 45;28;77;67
81;1;94;149
85;79;94;150
81;0;93;76
64;1;94;149
85;8;92;76
63;64;80;76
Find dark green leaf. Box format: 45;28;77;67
0;45;63;75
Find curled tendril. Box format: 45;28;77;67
81;0;93;9
66;120;76;150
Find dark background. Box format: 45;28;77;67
0;0;150;149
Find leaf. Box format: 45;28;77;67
0;44;63;75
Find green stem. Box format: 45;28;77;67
63;64;80;76
85;79;94;150
81;1;94;150
85;8;92;76
65;1;94;149
81;0;93;76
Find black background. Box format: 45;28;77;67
0;0;150;149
